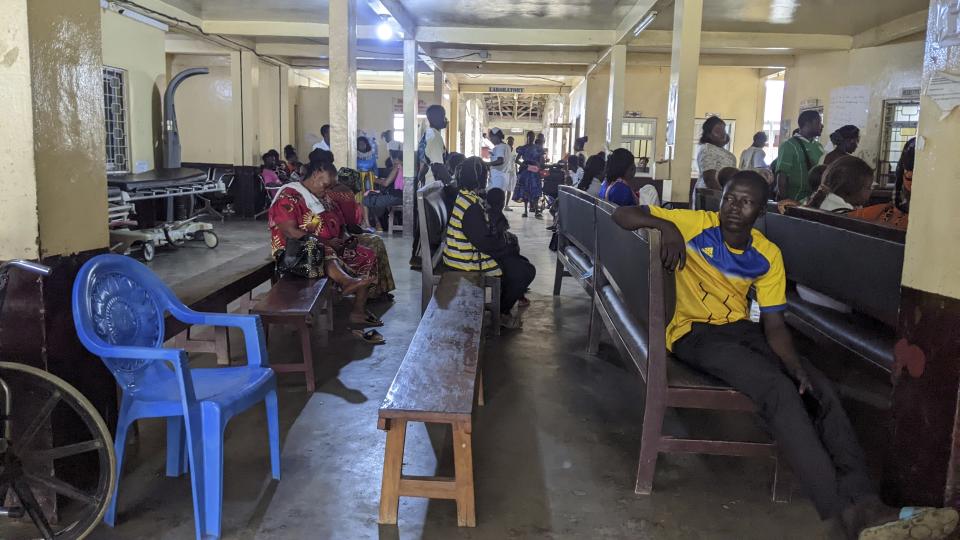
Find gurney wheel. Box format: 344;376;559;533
201;231;219;249
142;242;156;261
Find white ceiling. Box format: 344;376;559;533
648;0;928;35
401;0;639;30
159;0;381;24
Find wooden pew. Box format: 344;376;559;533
553;185;598;296
587;200;785;498
250;276;333;392
377;273;486;527
694;187;723;212
765;207;904;373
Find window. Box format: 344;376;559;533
621;117;657;174
878;100;919;187
392;113;426;144
103;66;130;174
692;118;735;174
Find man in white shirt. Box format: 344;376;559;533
486;128;510;191
311;124;331;152
739;131;769;170
420;105;450;185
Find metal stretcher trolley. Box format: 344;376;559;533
107;168;223;261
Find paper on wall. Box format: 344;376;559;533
825;85;870;150
927;71;960;120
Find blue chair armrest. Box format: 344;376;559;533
167;305;268;367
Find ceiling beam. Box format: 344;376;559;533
614;1;659;45
442;61;587;76
201;20;329;38
630;30;853;51
417;27;615;47
165;35;232;55
255;43;329;58
853;9;927;49
372;0;418;38
427;48;599;65
285;58;432;72
625;52;795;68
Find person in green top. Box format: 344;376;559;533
775;110;824;201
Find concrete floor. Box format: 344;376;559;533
88;211;873;540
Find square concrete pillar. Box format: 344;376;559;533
665;0;702;203
328;0;357;168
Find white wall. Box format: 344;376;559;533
781;40;923;168
168;54;235;164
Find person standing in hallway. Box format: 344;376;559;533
505;136;518;210
486;128;510;193
775;110;824;201
312;124;331;152
822;125;860;167
382;129;402;169
612;171;959;540
410;105;452;269
514;131;546;219
740;131;769;170
695;116;737;194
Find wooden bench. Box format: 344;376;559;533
167;251;275;364
250;276;333;392
586;199;786;499
694;187;723;212
378;273;486;527
553;185;597;297
765;207;904;374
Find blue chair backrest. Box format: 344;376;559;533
73;254;181;387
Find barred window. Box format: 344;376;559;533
103;66;129;174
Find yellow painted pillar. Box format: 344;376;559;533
229;50;261;166
607;44;627;151
665;0;702;203
328;0;357;168
402;38;418;235
449;79;461;154
885;1;960;507
279;64;292;147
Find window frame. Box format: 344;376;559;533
103;65;131;175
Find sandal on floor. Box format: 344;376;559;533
859;507;959;540
351;328;386;344
350;312;383;327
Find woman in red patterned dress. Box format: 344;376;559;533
268;158;385;341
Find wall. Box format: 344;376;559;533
575;64;766;175
258;59;282;155
781;40;924;167
100;9;165;171
168;54;235;164
0;0;40;259
296;87;434;166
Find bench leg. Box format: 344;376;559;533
771;454;793;503
452;422;476;527
587;302;602;355
214;327;231;365
634;396;666;495
299;322;317;393
379;419;407;525
477;369;484;407
553;257;564;296
488;280;501;336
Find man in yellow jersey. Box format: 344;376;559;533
613;170;957;540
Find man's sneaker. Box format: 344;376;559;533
500;312;523;329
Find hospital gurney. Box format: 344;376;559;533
108;168;223;261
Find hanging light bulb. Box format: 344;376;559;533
376;18;393;41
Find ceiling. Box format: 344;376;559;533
647;0;928;35
160;0;381;24
483;93;548;121
402;0;639;30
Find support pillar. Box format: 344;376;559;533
433;69;444;105
665;0;702;203
279;65;292;146
449;79;461;154
328;0;357;167
0;0;116;518
606;44;627;151
402;38;418;235
230;50;260;166
884;1;960;508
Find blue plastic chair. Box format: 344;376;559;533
71;254;280;540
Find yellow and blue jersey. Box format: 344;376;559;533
646;206;787;350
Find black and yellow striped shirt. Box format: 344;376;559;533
442;190;503;276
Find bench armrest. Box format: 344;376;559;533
167;305;268;368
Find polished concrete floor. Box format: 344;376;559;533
87;210;885;539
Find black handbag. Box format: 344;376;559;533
277;235;323;279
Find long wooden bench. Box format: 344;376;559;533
250;276;333;392
378;272;486;527
167;251;275;364
585;199;786;499
765;207;904;374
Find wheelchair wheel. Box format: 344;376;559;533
141;242;155;262
201;230;219;249
0;362;116;540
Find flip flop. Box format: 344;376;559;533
362;311;384;327
859;507;959;540
351;328;385;344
